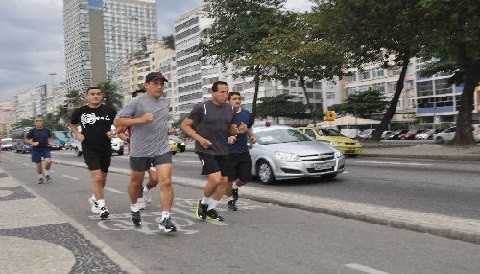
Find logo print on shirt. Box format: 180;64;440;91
81;113;111;126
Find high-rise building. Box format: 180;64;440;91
63;0;157;92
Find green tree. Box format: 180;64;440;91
99;81;123;111
242;11;347;123
330;88;389;119
417;0;480;145
311;0;427;141
12;119;34;129
162;35;175;50
256;94;309;123
197;0;286;117
56;89;84;127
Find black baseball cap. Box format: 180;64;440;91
145;72;168;83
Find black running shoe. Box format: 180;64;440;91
232;188;239;202
131;211;141;226
159;217;177;233
45;175;52;184
227;200;238;211
38;178;44;184
99;206;109;219
196;200;208;220
206;208;224;221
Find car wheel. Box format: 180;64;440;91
434;137;444;144
256;160;275;185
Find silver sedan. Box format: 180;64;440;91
250;125;346;184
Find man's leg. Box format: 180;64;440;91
155;163;176;232
129;170;145;226
44;153;52;183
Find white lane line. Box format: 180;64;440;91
105;187;125;194
345;263;389;274
62;175;80;180
354;160;432;166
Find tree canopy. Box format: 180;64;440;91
330;88;389;119
256;94;311;121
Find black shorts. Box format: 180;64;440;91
83;148;111;173
227;152;252;181
197;152;230;176
130;153;172;172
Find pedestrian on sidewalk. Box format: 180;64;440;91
114;72;177;233
225;92;256;211
25;116;53;184
116;89;158;210
181;81;247;221
70;87;117;219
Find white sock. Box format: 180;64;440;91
91;195;97;202
37;174;43;179
137;198;143;203
161;211;170;221
97;199;106;208
131;204;139;212
207;199;219;211
201;196;210;205
232;182;238;189
143;185;149;192
44;170;50;176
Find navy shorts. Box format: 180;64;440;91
31;149;51;163
197;152;229;176
227;152;252;181
83;148;111;173
130;152;172;172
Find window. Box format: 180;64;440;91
359;70;371;80
435;79;452;95
417;81;433;97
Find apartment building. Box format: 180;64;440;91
63;0;157;92
0;102;15;137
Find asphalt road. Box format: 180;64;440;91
1;150;480;273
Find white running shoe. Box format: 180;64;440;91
137;198;147;210
143;188;152;204
88;197;101;214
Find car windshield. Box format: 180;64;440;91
318;128;343;136
53;131;69;139
256;128;311;145
3;139;12;145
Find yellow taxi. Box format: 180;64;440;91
297;126;363;157
169;139;179;155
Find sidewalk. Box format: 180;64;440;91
0;167;143;274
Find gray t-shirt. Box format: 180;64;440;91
116;94;170;157
187;100;235;155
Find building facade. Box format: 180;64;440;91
63;0;157;92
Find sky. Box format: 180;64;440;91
0;0;312;103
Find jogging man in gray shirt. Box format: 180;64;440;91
114;72;176;233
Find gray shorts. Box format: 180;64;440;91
130;152;172;172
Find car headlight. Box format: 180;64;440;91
275;151;300;162
330;141;341;146
334;150;343;158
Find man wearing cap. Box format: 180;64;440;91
114;72;177;233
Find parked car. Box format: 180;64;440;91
169;139;179;155
415;128;443;140
401;129;424;140
381;130;394;140
433;125;480;144
48;139;63;150
297;126;362;157
111;137;124;155
386;129;408;140
357;129;374;141
250;125;346;184
1;138;13;150
169;135;186;152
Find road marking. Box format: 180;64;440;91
172;160;199;163
345;263;389;274
354;160;432;166
106;187;125;194
62;175;80;180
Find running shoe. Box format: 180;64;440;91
45;175;52;184
232;188;239;202
131;211;141;226
38;177;44;184
87;197;101;214
206;208;224;221
143;188;152;204
99;206;109;219
227;200;238;211
137;198;147;210
159;217;177;233
196;200;208;220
